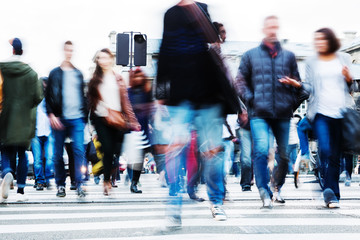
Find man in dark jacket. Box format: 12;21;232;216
45;41;87;198
0;38;43;202
236;16;304;208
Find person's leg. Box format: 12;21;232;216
31;136;46;186
313;114;340;204
52;127;67;188
239;128;252;190
15;147;28;191
344;154;353;180
68;119;85;192
1;146;15;178
1;146;16;200
165;103;193;223
44;134;55;185
271;119;290;196
288;144;298;174
195;104;226;219
65;142;76;188
250;119;271;199
326;118;342;200
297;117;312;158
93;116;117;193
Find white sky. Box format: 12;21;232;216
1;0;359;78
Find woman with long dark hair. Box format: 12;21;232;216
88;48;140;195
282;28;354;208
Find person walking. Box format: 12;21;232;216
236;16;306;208
46;41;87;198
0;38;43;202
87;48;140;196
156;0;242;227
285;28;354;208
31;77;54;191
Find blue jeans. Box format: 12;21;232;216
288;144;298;174
239;128;253;187
166;102;225;206
1;146;28;188
31;134;54;184
223;139;235;176
297;117;312;156
313;114;342;200
250;118;290;196
52;118;85;188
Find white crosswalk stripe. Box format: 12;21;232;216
0;174;359;239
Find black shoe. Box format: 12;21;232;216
111;180;118;188
33;182;38;188
36;183;44;191
130;181;142;193
242;185;252;192
189;193;205;202
70;184;77;191
56;186;66;197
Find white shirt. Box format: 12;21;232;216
288;117;299;145
95;73;121;117
35;99;51;137
222;114;239;138
317;58;347;119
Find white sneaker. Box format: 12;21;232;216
1;173;14;199
211;205;227;221
16;193;28;202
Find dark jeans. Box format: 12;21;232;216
53;118;85;188
250;118;290;196
341;154;353;179
93;116;124;182
1;146;28;188
313;114;342;200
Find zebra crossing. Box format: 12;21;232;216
0;174;360;239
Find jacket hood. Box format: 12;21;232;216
0;61;33;76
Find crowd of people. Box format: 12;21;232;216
1;0;359;230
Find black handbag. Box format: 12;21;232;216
342;107;360;154
293;82;311;111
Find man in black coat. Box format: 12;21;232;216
236;16;304;209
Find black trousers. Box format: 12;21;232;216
93;116;124;181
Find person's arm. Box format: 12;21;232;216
279;53;302;88
235;52;254;108
46;70;64;130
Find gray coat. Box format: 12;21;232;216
305;52;354;121
236;42;301;119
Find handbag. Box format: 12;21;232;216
293;82;311;111
342;107;360;154
105;108;128;130
104;75;130;130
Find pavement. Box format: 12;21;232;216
0;173;360;240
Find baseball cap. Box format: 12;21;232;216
9;38;23;55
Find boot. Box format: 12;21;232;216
130;170;142;193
